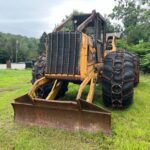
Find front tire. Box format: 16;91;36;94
102;51;135;108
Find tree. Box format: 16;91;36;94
105;16;123;33
39;32;47;54
0;32;40;62
0;49;10;64
110;0;141;28
110;0;150;44
110;0;150;73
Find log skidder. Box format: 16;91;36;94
12;10;140;135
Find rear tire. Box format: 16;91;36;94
31;53;47;84
31;53;68;99
102;51;135;108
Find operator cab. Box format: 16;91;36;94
71;12;106;61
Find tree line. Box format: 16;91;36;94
109;0;150;73
0;32;40;63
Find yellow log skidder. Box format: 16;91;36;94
12;10;140;135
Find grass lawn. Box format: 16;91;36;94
0;69;150;150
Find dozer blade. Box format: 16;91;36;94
12;94;111;135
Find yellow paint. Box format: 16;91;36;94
104;36;117;57
28;77;50;101
112;36;117;52
80;33;88;78
45;74;81;79
76;71;97;103
86;78;95;103
46;80;62;100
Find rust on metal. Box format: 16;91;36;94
45;74;82;81
77;10;96;32
12;94;111;135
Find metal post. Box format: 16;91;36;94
16;40;18;63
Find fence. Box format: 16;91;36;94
0;63;25;69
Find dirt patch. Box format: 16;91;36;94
0;88;18;93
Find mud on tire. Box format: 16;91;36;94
102;51;135;108
31;53;68;99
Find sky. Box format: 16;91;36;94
0;0;115;38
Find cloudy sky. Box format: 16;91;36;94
0;0;115;38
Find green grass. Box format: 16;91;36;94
0;69;150;150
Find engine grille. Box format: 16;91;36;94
47;32;81;75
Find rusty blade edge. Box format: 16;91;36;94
12;104;111;135
12;102;111;115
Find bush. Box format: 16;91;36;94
116;40;150;73
140;54;150;73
